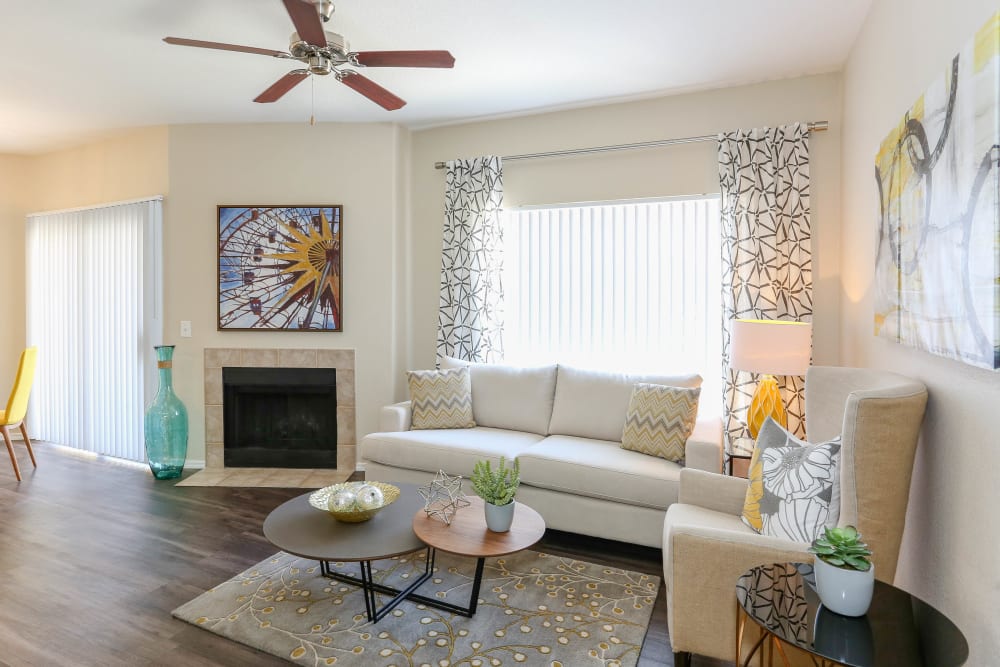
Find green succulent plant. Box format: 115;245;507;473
470;456;520;506
809;525;873;572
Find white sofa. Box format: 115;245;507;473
361;362;724;548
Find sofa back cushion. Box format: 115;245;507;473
440;357;558;435
548;365;702;442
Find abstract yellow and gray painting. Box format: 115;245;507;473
875;12;1000;370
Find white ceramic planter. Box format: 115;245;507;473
814;557;875;617
484;500;515;532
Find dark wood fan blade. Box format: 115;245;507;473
352;50;456;68
254;71;310;103
163;37;288;58
282;0;327;46
339;73;406;110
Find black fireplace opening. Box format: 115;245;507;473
223;366;337;468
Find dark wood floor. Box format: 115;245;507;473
0;443;730;666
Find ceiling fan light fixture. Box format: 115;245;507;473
308;55;333;75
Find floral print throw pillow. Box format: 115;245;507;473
741;417;841;543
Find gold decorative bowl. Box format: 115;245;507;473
308;481;400;523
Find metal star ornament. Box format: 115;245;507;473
418;470;471;525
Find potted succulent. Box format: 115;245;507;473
471;456;520;532
809;525;875;617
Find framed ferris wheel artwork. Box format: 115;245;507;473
218;205;343;331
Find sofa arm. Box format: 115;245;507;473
678;469;748;516
684;417;723;473
379;401;412;432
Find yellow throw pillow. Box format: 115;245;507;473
620;383;701;462
407;366;476;430
742;447;766;532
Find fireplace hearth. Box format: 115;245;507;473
223;366;337;468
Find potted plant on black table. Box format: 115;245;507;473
809;525;875;616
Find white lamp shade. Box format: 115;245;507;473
729;319;812;376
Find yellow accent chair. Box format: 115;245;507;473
663;366;928;666
1;347;39;481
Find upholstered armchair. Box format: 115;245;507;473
663;366;928;665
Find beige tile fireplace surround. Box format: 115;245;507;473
178;348;356;488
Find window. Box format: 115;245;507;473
26;198;163;462
502;196;722;411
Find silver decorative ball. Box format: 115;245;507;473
329;489;357;513
356;484;384;510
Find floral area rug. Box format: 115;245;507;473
173;549;659;666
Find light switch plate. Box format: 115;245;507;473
180;320;192;338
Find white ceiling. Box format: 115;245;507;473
0;0;872;154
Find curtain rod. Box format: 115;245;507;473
433;120;828;169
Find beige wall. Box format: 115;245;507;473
841;0;998;661
0;154;31;391
27;126;169;211
166;123;407;464
409;74;843;379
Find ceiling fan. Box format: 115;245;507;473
163;0;455;111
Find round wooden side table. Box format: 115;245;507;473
412;496;546;616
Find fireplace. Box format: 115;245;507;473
223;366;337;468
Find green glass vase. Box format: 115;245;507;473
144;345;189;479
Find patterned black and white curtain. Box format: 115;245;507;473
437;155;504;363
719;123;812;440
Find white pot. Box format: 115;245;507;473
484;500;515;532
813;557;875;617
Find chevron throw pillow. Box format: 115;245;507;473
407;366;476;430
620;383;701;462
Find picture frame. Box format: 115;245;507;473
218;205;343;331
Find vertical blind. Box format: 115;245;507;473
502;196;722;409
26;198;163;461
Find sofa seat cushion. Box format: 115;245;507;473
548;365;702;442
360;427;545;478
518;435;683;510
440;357;557;435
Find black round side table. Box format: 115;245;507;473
735;562;968;667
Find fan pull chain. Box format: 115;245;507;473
310;76;316;126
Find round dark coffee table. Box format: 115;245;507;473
736;562;968;667
263;482;431;622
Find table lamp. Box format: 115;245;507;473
729;319;812;438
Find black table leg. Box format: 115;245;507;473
404;550;487;617
320;548;434;623
319;548;491;621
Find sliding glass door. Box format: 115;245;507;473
26;198;163;462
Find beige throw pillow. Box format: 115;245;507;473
407;367;476;430
620;383;701;462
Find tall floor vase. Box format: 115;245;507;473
144;345;188;479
